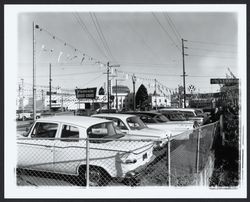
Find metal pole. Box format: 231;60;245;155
116;79;118;110
155;79;157;110
107;62;110;110
21;78;24;116
86;138;89;187
196;128;201;174
49;63;52;111
182;38;187;108
32;22;37;121
168;134;171;186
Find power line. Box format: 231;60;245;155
19;70;101;79
72;12;109;60
151;12;182;52
188;47;237;54
188;54;237;59
187;40;237;47
163;13;181;43
92;13;116;62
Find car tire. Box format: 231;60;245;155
78;166;110;186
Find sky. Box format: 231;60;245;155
17;8;239;94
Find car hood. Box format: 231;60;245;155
146;123;193;136
127;127;167;139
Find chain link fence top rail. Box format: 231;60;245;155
16;122;218;187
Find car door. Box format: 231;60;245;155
53;124;86;175
17;122;58;172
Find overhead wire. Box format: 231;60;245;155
163;13;181;44
92;13;116;62
151;12;182;52
72;12;109;60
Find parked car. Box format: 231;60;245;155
157;110;187;121
17;116;155;186
16;110;33;121
92;113;168;147
122;111;195;139
158;108;205;125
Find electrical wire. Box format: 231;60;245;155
72;12;109;60
163;13;181;44
187;40;237;47
151;12;182;52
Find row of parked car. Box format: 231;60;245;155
17;107;208;186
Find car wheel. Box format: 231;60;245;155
78;166;110;186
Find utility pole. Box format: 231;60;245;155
132;74;136;111
33;22;38;121
49;63;52;111
41;89;44;110
154;79;157;110
21;78;24;114
181;38;188;108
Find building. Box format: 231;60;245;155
148;93;171;109
111;85;130;110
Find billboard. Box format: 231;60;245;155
75;88;97;99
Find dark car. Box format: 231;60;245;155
159;110;187;121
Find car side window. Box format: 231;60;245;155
31;122;58;139
140;115;155;123
61;125;79;142
108;118;128;130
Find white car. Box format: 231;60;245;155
122;111;195;140
92;113;169;147
158;108;205;125
17;116;155;186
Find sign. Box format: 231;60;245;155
46;91;57;95
210;78;239;85
75;88;97;99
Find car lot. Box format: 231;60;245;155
16;110;217;187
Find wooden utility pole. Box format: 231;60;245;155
181;38;188;108
132;74;136;111
49;63;52;111
33;22;37;121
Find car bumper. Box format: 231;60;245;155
124;154;156;179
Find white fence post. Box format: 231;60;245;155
168;134;171;187
86;138;89;187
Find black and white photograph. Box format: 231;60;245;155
4;4;246;198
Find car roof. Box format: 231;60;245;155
124;111;162;117
93;113;136;119
37;115;111;128
159;108;196;112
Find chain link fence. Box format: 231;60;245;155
16;122;218;187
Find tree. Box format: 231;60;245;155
98;87;105;95
135;84;149;109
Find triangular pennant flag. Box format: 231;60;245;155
57;51;63;63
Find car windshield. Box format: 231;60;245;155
154;114;169;123
87;122;124;142
167;113;186;121
126;116;147;130
182;111;196;117
195;109;203;115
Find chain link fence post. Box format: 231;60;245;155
196;127;201;175
168;134;171;187
86;138;89;187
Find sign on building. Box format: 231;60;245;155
75;88;97;99
210;78;239;85
46;91;57;95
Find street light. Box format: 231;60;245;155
132;74;136;111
